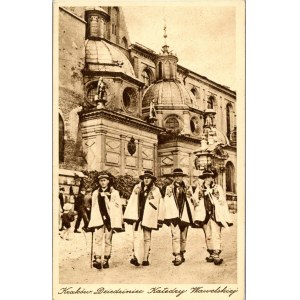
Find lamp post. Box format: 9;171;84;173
194;108;228;183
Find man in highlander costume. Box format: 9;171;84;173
88;172;123;270
193;168;233;265
163;168;194;266
123;170;164;267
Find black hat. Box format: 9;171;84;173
98;172;110;180
199;169;217;179
171;168;188;177
139;170;156;180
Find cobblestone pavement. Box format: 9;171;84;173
58;215;237;284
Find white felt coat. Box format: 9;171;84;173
193;183;232;227
124;184;164;229
88;188;123;229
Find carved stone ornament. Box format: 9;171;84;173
127;137;136;156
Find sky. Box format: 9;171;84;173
122;4;236;90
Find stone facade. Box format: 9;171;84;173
57;6;237;207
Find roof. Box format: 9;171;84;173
85;40;136;78
59;169;87;178
142;80;199;109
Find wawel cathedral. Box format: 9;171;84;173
57;6;237;211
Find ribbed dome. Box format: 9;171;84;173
142;80;198;109
85;40;136;78
85;7;107;14
211;127;230;146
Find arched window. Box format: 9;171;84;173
142;69;151;87
207;96;214;109
59;114;64;163
226;103;233;139
111;7;119;36
226;162;235;193
121;37;128;49
158;62;162;79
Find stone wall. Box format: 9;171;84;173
59;8;86;170
81;114;159;177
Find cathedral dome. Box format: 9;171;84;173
85;6;108;14
142;80;199;109
85;40;136;78
211;127;230;146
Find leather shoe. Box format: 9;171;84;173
93;261;102;269
206;256;214;263
142;261;150;266
74;230;81;233
102;261;109;269
130;257;140;266
173;259;183;266
213;258;223;265
173;256;183;266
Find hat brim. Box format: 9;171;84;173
139;175;156;180
199;173;216;179
162;173;188;178
172;172;188;177
98;175;110;180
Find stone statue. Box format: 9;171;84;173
97;77;106;100
149;100;157;119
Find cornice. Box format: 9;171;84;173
83;69;145;87
158;133;201;145
177;65;236;98
142;105;203;115
80;109;165;135
130;44;158;60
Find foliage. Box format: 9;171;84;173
79;171;173;199
114;175;140;199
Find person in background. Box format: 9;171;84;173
123;170;164;267
163;168;194;266
82;187;92;232
60;198;77;241
88;172;123;269
193;168;233;265
74;187;90;233
59;187;65;231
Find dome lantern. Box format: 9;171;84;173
85;7;110;39
154;24;178;81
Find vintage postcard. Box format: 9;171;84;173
53;0;245;299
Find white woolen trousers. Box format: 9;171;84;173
94;225;113;257
170;224;189;254
132;222;152;261
203;218;222;251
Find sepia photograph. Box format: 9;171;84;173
53;0;245;299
